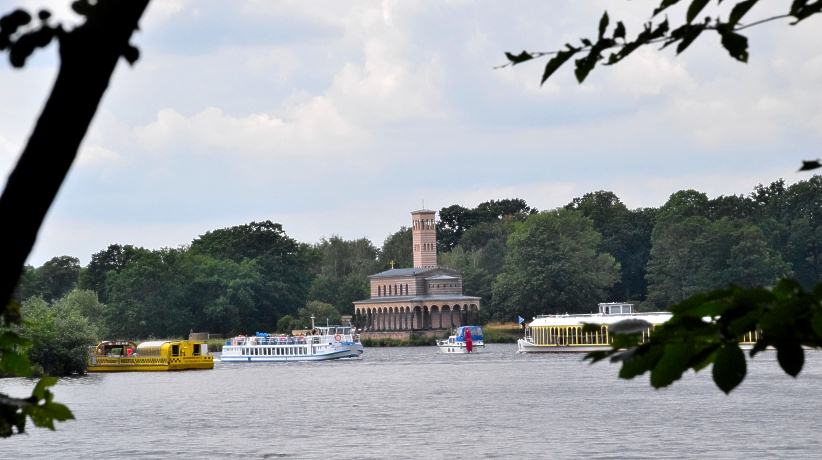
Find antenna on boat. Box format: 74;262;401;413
310;315;315;330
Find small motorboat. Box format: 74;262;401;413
436;326;484;353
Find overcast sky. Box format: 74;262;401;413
2;0;820;266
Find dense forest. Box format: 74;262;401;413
12;176;821;341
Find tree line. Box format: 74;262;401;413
13;176;821;341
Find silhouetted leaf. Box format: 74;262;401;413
672;23;706;54
123;44;140;65
798;160;821;171
70;0;93;17
505;51;533;65
654;0;682;16
712;343;746;393
598;11;609;39
728;0;760;27
776;341;804;377
613;21;626;40
812;312;822;339
790;0;822;23
687;0;710;23
719;29;749;62
541;48;578;84
37;10;51;21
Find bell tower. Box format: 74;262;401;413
411;209;437;268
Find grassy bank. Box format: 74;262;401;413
482;322;523;343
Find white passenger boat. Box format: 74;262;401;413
517;302;672;353
221;319;363;362
436;326;485;353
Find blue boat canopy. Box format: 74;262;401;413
455;326;484;342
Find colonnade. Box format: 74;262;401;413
355;304;480;331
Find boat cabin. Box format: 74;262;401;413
598;302;634;315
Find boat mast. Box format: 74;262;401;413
310;315;316;330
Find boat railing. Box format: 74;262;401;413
227;336;310;346
533;311;672;319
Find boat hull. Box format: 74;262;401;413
221;343;363;363
87;356;214;372
437;344;484;354
517;339;609;353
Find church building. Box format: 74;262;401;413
353;209;481;331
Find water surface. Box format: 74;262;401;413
1;344;820;459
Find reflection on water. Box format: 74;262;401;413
1;344;821;459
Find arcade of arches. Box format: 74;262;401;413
355;303;480;331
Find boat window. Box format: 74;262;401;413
171;344;180;357
193;344;201;356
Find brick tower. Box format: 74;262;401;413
411;209;437;268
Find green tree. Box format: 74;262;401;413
33;256;81;302
437;199;534;252
191;221;314;330
308;236;379;315
296;300;341;328
78;244;148;303
566;191;656;301
379;227;412;269
492;209;620;320
19;294;97;376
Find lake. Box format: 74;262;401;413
1;344;821;459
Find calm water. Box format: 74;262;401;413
1;344;821;459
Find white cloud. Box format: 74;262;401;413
135;97;366;156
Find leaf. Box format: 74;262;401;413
613;21;626;40
70;0;93;17
812;312;822;339
712;343;746;393
687;0;711;23
650;343;692;388
728;0;760;27
654;0;683;16
32;377;58;400
41;402;74;422
541;48;578;84
798;160;821;171
776;341;804;377
719;29;749;62
675;24;706;54
598;11;609;39
505;51;533;65
123;44;140;65
619;345;663;379
790;0;822;23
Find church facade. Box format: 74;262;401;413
353;209;481;331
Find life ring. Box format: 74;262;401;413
334;334;342;342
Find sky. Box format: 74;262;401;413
1;0;821;266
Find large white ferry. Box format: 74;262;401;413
221;318;363;362
517;302;672;353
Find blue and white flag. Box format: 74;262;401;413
517;315;525;324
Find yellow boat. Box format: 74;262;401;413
87;339;214;372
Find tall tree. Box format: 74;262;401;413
492;209;620;320
566;191;655;301
379;227;412;269
34;255;81;302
